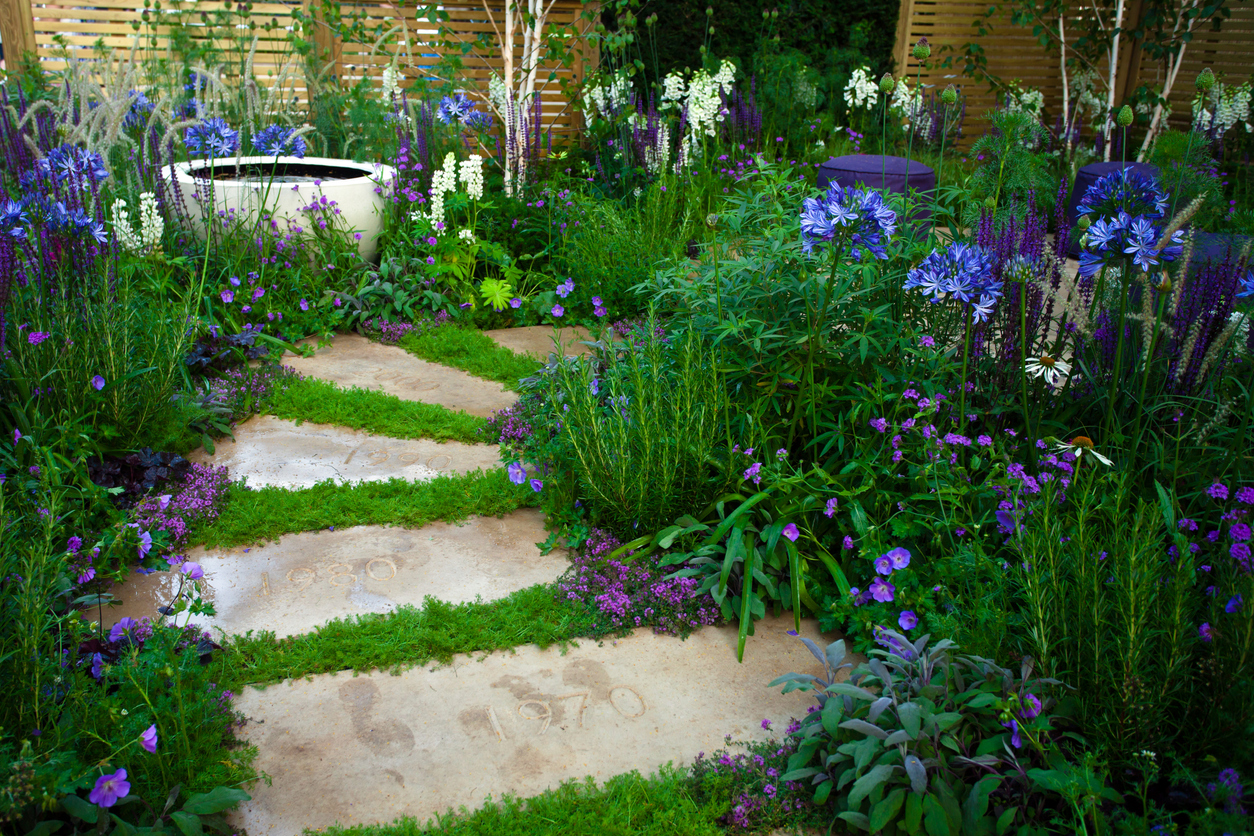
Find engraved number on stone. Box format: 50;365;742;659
287;566;315;594
260;572;271;596
399;452;422;464
375;370;399;381
366;557;397;581
609;686;646;718
367;450;389;465
555;691;589;727
426;454;452;471
485;706;507;742
517;700;553;735
327;563;357;587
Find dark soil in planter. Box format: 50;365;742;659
189;160;369;183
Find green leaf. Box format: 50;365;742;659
169;812;203;836
961;776;1001;832
180;788;250;816
848;764;895;809
995;806;1017;834
898;701;923;738
904;790;924;833
61;794;98;824
821;697;844;736
837;811;871;831
24;822;61;836
813;778;834;805
840;718;889;740
870;787;906;831
923;794;952;836
849;499;871;537
825;682;877;701
736;539;756;663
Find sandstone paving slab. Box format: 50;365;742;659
103;510;564;639
284;333;515;417
230;615;838;836
186;415;500;490
483;325;593;359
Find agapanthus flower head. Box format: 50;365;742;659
1237;268;1254;299
800;183;897;260
36;144;110;186
436;92;476;125
464;110;494;130
1078;210;1183;279
1077;167;1169;223
905;242;1000;321
0;199;28;239
184;118;240;158
252;124;307;158
124;90;155;130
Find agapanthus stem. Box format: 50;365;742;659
959;312;971;433
1105;266;1132;438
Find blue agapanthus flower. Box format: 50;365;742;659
800;183;897;260
34;145;109;186
31;200;108;243
252;125;307;158
1237;268;1254;299
904;241;1002;322
0;200;28;240
184;117;239;158
1077;167;1170;222
1077;210;1185;279
436;93;475;125
123;90;155;130
464;110;494;130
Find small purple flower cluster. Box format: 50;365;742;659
1205;768;1246;815
361;311;450;345
690;731;811;831
481;396;541;452
205;363;301;420
558;528;720;635
132;463;233;555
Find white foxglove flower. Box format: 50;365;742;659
844;67;878;111
459;154;484;200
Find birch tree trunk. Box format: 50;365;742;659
1103;0;1127;161
1136;0;1201;160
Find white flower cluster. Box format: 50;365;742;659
1194;81;1253;139
583;72;633;121
112;192;163;254
489;75;509;114
1004;84;1045;117
844;67;878;111
417;152;459;233
662;60;736;170
794;72;819;109
381;64;400;101
459;154;484;200
1071;69;1105;123
458;228;475;242
644;122;671;176
890;79;924;121
660;73;686;110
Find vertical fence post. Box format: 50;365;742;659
307;0;342;84
892;0;917;74
1;0;39;70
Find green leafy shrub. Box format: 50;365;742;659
771;631;1084;834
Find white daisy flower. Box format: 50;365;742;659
1025;355;1071;386
1053;435;1113;467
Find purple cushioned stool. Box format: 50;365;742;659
816;155;936;224
1064;161;1161;257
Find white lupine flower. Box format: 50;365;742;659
427;152;458;233
844;67;878;110
891;79;932;136
489;75;509;113
459;154;484;200
458;228;475;242
112;192;163;254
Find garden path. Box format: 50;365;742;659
187;416;501;490
229;614;830;836
104;510;565;639
283;333;515;417
482;324;593;359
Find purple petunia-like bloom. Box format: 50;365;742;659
92;375;105;391
1199;622;1215;641
824;497;838;518
90;769;130;807
109;617;138;642
898;610;918;630
530;478;543;493
551;304;564;318
183;562;204;580
221;290;234;304
781;523;800;542
874;554;893;575
140;725;158;753
507;462;526;485
1020;693;1043;719
869;577;895;602
886;547;911;570
1226;595;1244;614
800;182;897;260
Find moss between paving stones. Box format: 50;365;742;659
399;326;543;392
193;469;535;549
267;377;486;443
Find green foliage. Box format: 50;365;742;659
771;632;1083;834
398;326;542;391
1148;130;1226;230
1007;474;1254;768
558;182;691;321
222;585;594;688
193;470;534;548
962;110;1054;225
316;768;724;836
544;319;732;534
266;377;487;443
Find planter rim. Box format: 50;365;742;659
171;155;395;183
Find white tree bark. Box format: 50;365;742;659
1103;0;1127;161
1136;0;1201;160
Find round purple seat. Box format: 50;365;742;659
816;155;936;224
1065;161;1161;257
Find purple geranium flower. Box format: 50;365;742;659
507;462;526;485
89;769;130;807
140;725;158;753
869;577;895;602
874;554;893;575
886;547;911;569
781;523;799;542
183;562;204;580
530;478;543;493
91;375;106;391
898;610;918;630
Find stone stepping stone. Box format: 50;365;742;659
187;415;500;490
483;325;593;359
284;333;515;417
230;615;834;836
103;510;564;639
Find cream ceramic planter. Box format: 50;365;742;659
169;156;396;260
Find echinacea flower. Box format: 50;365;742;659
1025;355;1071;387
1054;435;1113;467
89;769;130;807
